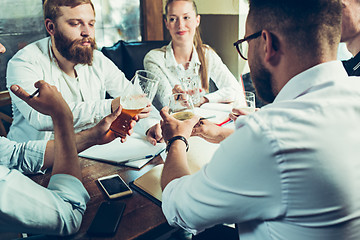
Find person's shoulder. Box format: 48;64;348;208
92;48;117;66
10;37;50;62
145;45;167;60
202;44;219;57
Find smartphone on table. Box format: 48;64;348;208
97;174;133;199
87;201;126;236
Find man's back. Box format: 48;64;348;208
235;62;360;239
162;61;360;239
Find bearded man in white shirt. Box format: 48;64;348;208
1;41;135;235
159;0;360;239
6;0;162;145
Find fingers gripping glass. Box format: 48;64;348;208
233;31;262;60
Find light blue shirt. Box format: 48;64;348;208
162;61;360;239
0;137;90;235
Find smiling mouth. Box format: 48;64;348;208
177;31;187;35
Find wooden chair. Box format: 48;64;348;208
0;90;12;137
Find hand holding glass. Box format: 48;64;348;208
232;91;256;115
177;62;201;106
169;93;195;121
110;70;159;137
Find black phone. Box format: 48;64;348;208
98;174;133;199
87;201;126;236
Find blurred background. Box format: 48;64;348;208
0;0;249;91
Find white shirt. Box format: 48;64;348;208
162;61;360;240
0;137;90;235
6;37;159;142
144;42;245;110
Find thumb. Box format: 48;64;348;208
160;106;170;120
146;132;157;146
105;106;122;124
186;114;200;128
111;106;122;119
10;84;31;100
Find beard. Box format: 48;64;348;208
249;52;276;104
53;29;97;65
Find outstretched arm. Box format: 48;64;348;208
10;80;80;179
42;106;137;170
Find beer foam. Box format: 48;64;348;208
120;95;149;109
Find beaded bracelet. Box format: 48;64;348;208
166;135;189;152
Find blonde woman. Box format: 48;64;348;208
144;0;245;110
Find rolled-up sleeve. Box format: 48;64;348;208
0;168;90;235
161;117;284;235
0;137;46;174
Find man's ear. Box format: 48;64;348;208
45;19;55;36
262;30;280;64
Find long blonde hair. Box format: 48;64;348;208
165;0;209;92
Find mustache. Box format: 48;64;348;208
75;37;96;46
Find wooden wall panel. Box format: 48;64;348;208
141;0;164;41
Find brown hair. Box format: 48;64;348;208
43;0;95;22
165;0;209;92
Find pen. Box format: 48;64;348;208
119;154;153;164
29;89;39;98
199;115;216;121
216;118;233;127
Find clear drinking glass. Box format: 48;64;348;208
232;91;256;115
110;70;159;137
169;93;195;121
177;62;201;106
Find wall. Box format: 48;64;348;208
0;0;46;91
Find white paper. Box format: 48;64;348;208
79;133;166;168
194;103;233;125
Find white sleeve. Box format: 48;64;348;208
0;169;90;236
204;49;246;105
0;137;46;174
144;50;173;111
161;117;284;234
6;51;54;130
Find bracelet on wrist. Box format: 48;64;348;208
166;135;189;152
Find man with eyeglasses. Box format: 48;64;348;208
158;0;360;239
341;0;360;76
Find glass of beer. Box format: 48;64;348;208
169;93;195;121
110;70;159;137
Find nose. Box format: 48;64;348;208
177;19;185;29
80;25;90;37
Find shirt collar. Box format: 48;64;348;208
274;60;348;103
165;41;201;68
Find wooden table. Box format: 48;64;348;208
29;156;173;240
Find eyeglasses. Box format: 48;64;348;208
233;31;262;61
